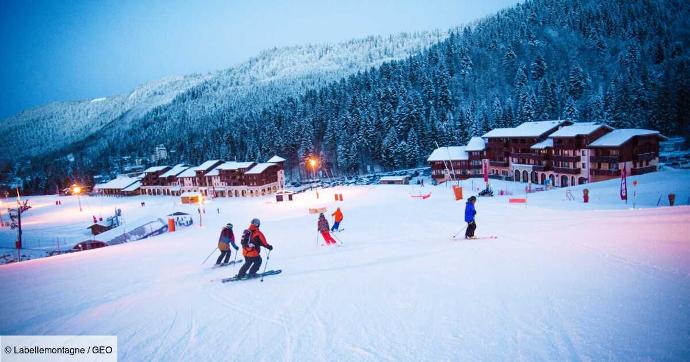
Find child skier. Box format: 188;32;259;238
331;207;343;232
464;196;477;239
236;218;273;278
318;213;338;245
216;223;238;265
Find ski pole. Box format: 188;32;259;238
316;231;320;247
451;229;464;239
233;248;239;264
260;250;271;283
202;247;218;265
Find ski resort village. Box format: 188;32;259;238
1;0;690;361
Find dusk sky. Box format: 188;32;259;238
0;0;520;118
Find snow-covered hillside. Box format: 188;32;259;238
0;170;688;360
0;31;446;162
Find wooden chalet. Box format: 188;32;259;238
587;129;666;182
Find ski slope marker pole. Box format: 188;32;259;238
202;247;218;265
261;250;271;283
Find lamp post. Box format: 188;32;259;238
197;195;204;227
308;158;318;180
72;185;83;212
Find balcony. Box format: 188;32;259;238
591;155;620;163
631;165;657;175
591;169;621;176
511;152;535;159
553;167;581;175
533;165;551;172
552;155;580;163
634;152;656;162
490;160;509;167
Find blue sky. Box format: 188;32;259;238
0;0;519;118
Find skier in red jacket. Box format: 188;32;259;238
235;218;273;278
318;213;337;245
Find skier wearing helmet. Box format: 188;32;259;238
236;218;273;278
216;223;238;266
318;213;337;245
464;196;478;239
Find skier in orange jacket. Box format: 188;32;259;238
331;207;343;232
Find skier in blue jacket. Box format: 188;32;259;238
464;196;477;239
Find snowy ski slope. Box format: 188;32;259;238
0;169;689;360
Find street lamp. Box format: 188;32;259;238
308;158;318;180
72;185;83;212
197;194;204;227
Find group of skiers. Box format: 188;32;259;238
317;207;343;246
212;195;479;278
215;218;273;279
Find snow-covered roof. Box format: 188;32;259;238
380;176;409;181
159;164;189;178
95;176;139;190
267;155;286;163
245;163;278;175
122;181;141;192
588;129;665;147
193;160;221;171
205;167;221;176
217;161;255;171
177;168;197;178
549;123;611;138
427;146;468;162
482;120;569;138
143;166;168;174
465;137;486;151
531;139;554;149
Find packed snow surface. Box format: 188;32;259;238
1;169;689;361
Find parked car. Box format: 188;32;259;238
72;240;107;251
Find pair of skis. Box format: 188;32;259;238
452;235;498;240
210;259;243;268
221;269;282;283
450;230;497;240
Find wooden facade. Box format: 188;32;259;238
589;134;663;182
431;122;664;188
96;156;286;198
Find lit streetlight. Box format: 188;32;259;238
197;194;205;227
72;184;83;212
308;158;318;180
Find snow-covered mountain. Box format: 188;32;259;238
0;31;446;162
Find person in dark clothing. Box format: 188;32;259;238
464;196;477;239
216;223;238;265
236;218;273;278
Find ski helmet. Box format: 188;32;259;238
251;218;261;227
226;223;233;229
